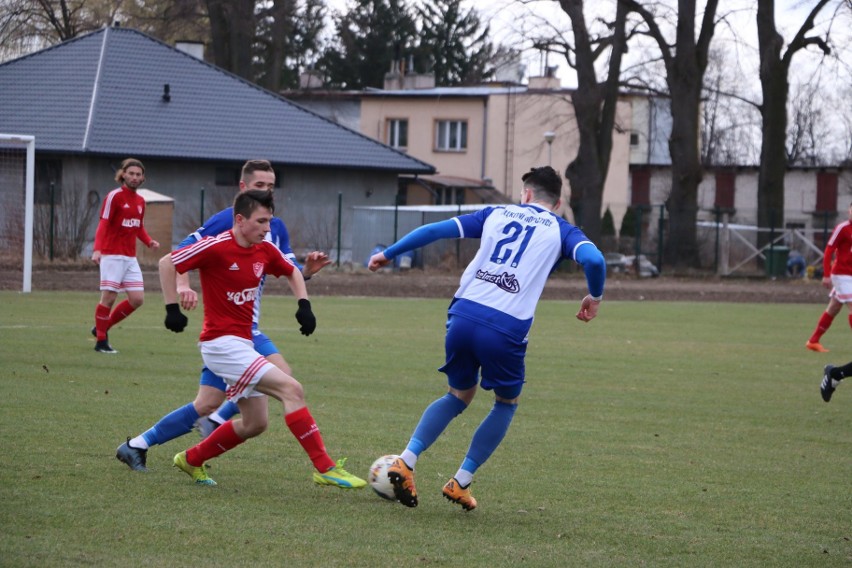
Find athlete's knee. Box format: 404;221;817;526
240;417;268;438
282;378;305;404
193;393;225;416
449;386;476;405
128;294;144;309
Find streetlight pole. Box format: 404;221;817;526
543;131;555;166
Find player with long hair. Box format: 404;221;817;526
91;158;160;353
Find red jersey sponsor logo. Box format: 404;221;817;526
226;287;259;306
121;218;141;228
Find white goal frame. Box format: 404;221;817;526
0;134;35;292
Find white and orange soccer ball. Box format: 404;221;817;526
368;454;399;500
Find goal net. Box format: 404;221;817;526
0;134;35;292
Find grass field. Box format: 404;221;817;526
0;291;850;567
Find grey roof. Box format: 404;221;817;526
0;27;434;174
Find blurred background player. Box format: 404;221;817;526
116;159;330;472
368;166;606;510
806;202;852;353
161;189;364;488
91;158;159;353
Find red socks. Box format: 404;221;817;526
108;300;136;329
186;420;245;466
285;407;335;473
94;303;111;340
183;408;334;473
809;312;835;343
94;300;137;340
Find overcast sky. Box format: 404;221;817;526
326;0;850;91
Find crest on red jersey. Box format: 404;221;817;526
253;262;264;278
137;205;142;215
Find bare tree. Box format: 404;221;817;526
554;0;629;244
700;47;761;166
756;0;832;234
0;0;208;62
623;0;720;268
785;81;832;166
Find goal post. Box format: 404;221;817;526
0;134;35;292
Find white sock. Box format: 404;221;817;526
400;449;418;469
129;435;149;450
453;469;473;488
208;411;224;424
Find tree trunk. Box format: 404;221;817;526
666;79;703;266
625;0;718;269
561;0;627;244
661;0;716;268
206;0;254;80
756;0;831;247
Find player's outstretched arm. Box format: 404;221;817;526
368;219;461;272
302;251;331;278
368;252;391;272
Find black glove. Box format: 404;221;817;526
165;303;188;333
295;299;316;336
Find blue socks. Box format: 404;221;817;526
406;393;468;459
210;400;239;423
460;401;518;475
141;403;200;447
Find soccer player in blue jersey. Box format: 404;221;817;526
115;160;357;488
368;166;606;510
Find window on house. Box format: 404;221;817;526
215;166;240;187
631;169;650;206
816;171;838;213
630;132;640;146
435;186;464;205
714;171;735;210
387;119;408;149
435;120;467;152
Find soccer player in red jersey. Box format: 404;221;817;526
91;158;160;353
159;189;365;488
807;202;852;352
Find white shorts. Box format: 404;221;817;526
99;255;144;292
199;335;275;402
830;275;852;303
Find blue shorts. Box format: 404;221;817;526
438;314;527;399
199;329;280;390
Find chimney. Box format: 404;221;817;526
528;73;561;90
175;41;204;59
299;70;324;89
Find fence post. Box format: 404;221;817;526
634;207;643;276
714;206;720;274
767;209;777;276
720;212;730;275
199;188;205;226
336;192;342;268
656;203;664;275
49;182;55;261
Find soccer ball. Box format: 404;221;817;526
368;454;399;500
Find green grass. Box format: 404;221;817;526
0;291;850;567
